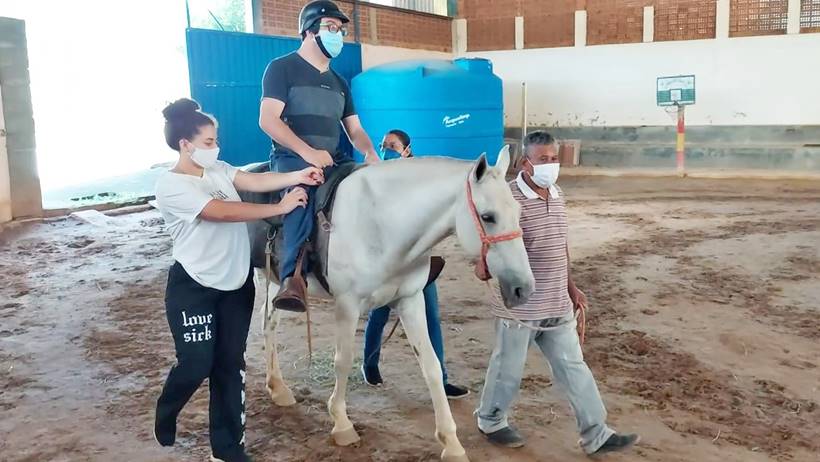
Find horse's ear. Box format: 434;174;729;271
472;153;488;183
494;145;510;174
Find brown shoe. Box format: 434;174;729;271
273;276;307;312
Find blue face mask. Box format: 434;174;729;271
317;30;344;59
381;148;403;160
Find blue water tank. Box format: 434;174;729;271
352;58;503;164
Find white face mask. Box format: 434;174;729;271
530;162;560;188
190;146;219;169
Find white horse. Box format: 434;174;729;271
255;147;534;462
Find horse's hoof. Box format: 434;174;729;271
441;451;470;462
267;386;297;407
331;426;361;447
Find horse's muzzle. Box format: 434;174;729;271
499;275;535;308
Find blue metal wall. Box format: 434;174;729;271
186;28;362;166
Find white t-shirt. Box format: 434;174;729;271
155;161;251;291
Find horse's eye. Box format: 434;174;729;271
481;213;496;224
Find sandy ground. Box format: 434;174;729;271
1;176;818;462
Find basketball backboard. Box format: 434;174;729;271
657;75;695;106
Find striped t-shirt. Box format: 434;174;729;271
491;173;572;321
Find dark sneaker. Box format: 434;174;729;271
590;433;639;457
361;365;383;386
444;383;470;400
479;425;526;448
153;413;175;447
211;449;253;462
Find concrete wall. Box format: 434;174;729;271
469;31;820;171
504;125;820;170
0;17;42;219
361;43;453;69
469;32;820;128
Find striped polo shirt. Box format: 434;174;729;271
491;172;572;321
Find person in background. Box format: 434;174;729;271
475;130;638;456
153;98;323;462
378;129;412;160
258;0;379;314
360;129;469;400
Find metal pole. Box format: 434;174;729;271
353;0;361;43
208;10;226;31
676;104;685;174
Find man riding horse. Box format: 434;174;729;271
258;0;380;313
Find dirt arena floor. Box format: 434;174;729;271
1;176;818;462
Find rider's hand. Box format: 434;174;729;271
364;151;381;165
304;149;334;168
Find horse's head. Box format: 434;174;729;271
456;146;535;307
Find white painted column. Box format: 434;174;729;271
369;7;379;44
0;86;11;223
716;0;730;39
575;10;587;47
515;16;524;50
452;18;467;55
643;6;654;42
244;0;254;33
787;0;801;34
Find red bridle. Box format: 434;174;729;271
465;178;523;281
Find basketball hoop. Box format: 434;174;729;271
657;75;695;174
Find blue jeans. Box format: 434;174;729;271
476;313;614;454
363;282;448;383
271;152;351;278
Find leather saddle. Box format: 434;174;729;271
239;161;361;293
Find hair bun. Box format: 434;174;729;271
162;98;201;121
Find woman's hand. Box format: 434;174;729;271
294;167;324;186
278;187;308;214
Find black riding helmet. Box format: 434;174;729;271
299;0;350;35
